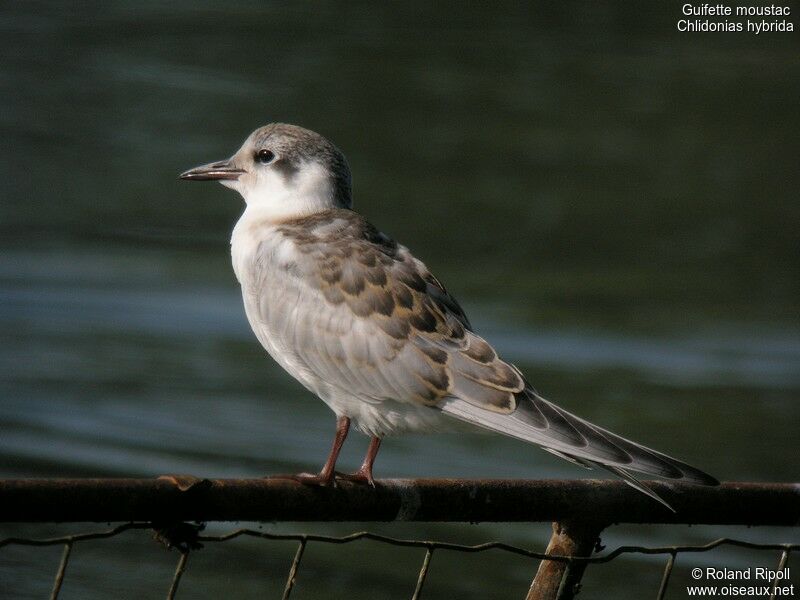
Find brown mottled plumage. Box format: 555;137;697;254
273;209;523;410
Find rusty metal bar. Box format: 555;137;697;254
526;520;604;600
0;478;797;525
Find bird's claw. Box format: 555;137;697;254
334;469;376;487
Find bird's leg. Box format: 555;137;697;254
337;436;382;486
283;415;351;487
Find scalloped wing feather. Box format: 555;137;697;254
254;210;525;412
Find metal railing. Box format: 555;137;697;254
1;478;798;599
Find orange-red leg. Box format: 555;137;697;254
338;436;382;486
272;416;351;486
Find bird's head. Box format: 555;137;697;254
181;123;352;219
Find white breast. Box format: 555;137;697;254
231;210;322;390
230;208;297;284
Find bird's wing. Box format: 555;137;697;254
256;210;717;491
440;391;719;489
254;210;526;410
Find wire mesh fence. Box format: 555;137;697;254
1;478;798;599
1;523;796;600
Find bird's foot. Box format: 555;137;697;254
266;472;337;487
335;468;375;487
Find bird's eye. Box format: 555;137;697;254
256;149;275;164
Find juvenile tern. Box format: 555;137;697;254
181;123;718;508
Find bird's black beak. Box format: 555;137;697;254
180;159;245;181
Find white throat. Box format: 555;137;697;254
228;161;338;284
224;161;336;222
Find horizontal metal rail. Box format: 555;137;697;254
1;477;797;525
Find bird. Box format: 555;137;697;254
180;123;718;509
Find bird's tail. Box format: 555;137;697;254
440;388;718;511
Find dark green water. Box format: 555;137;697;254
1;3;798;599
